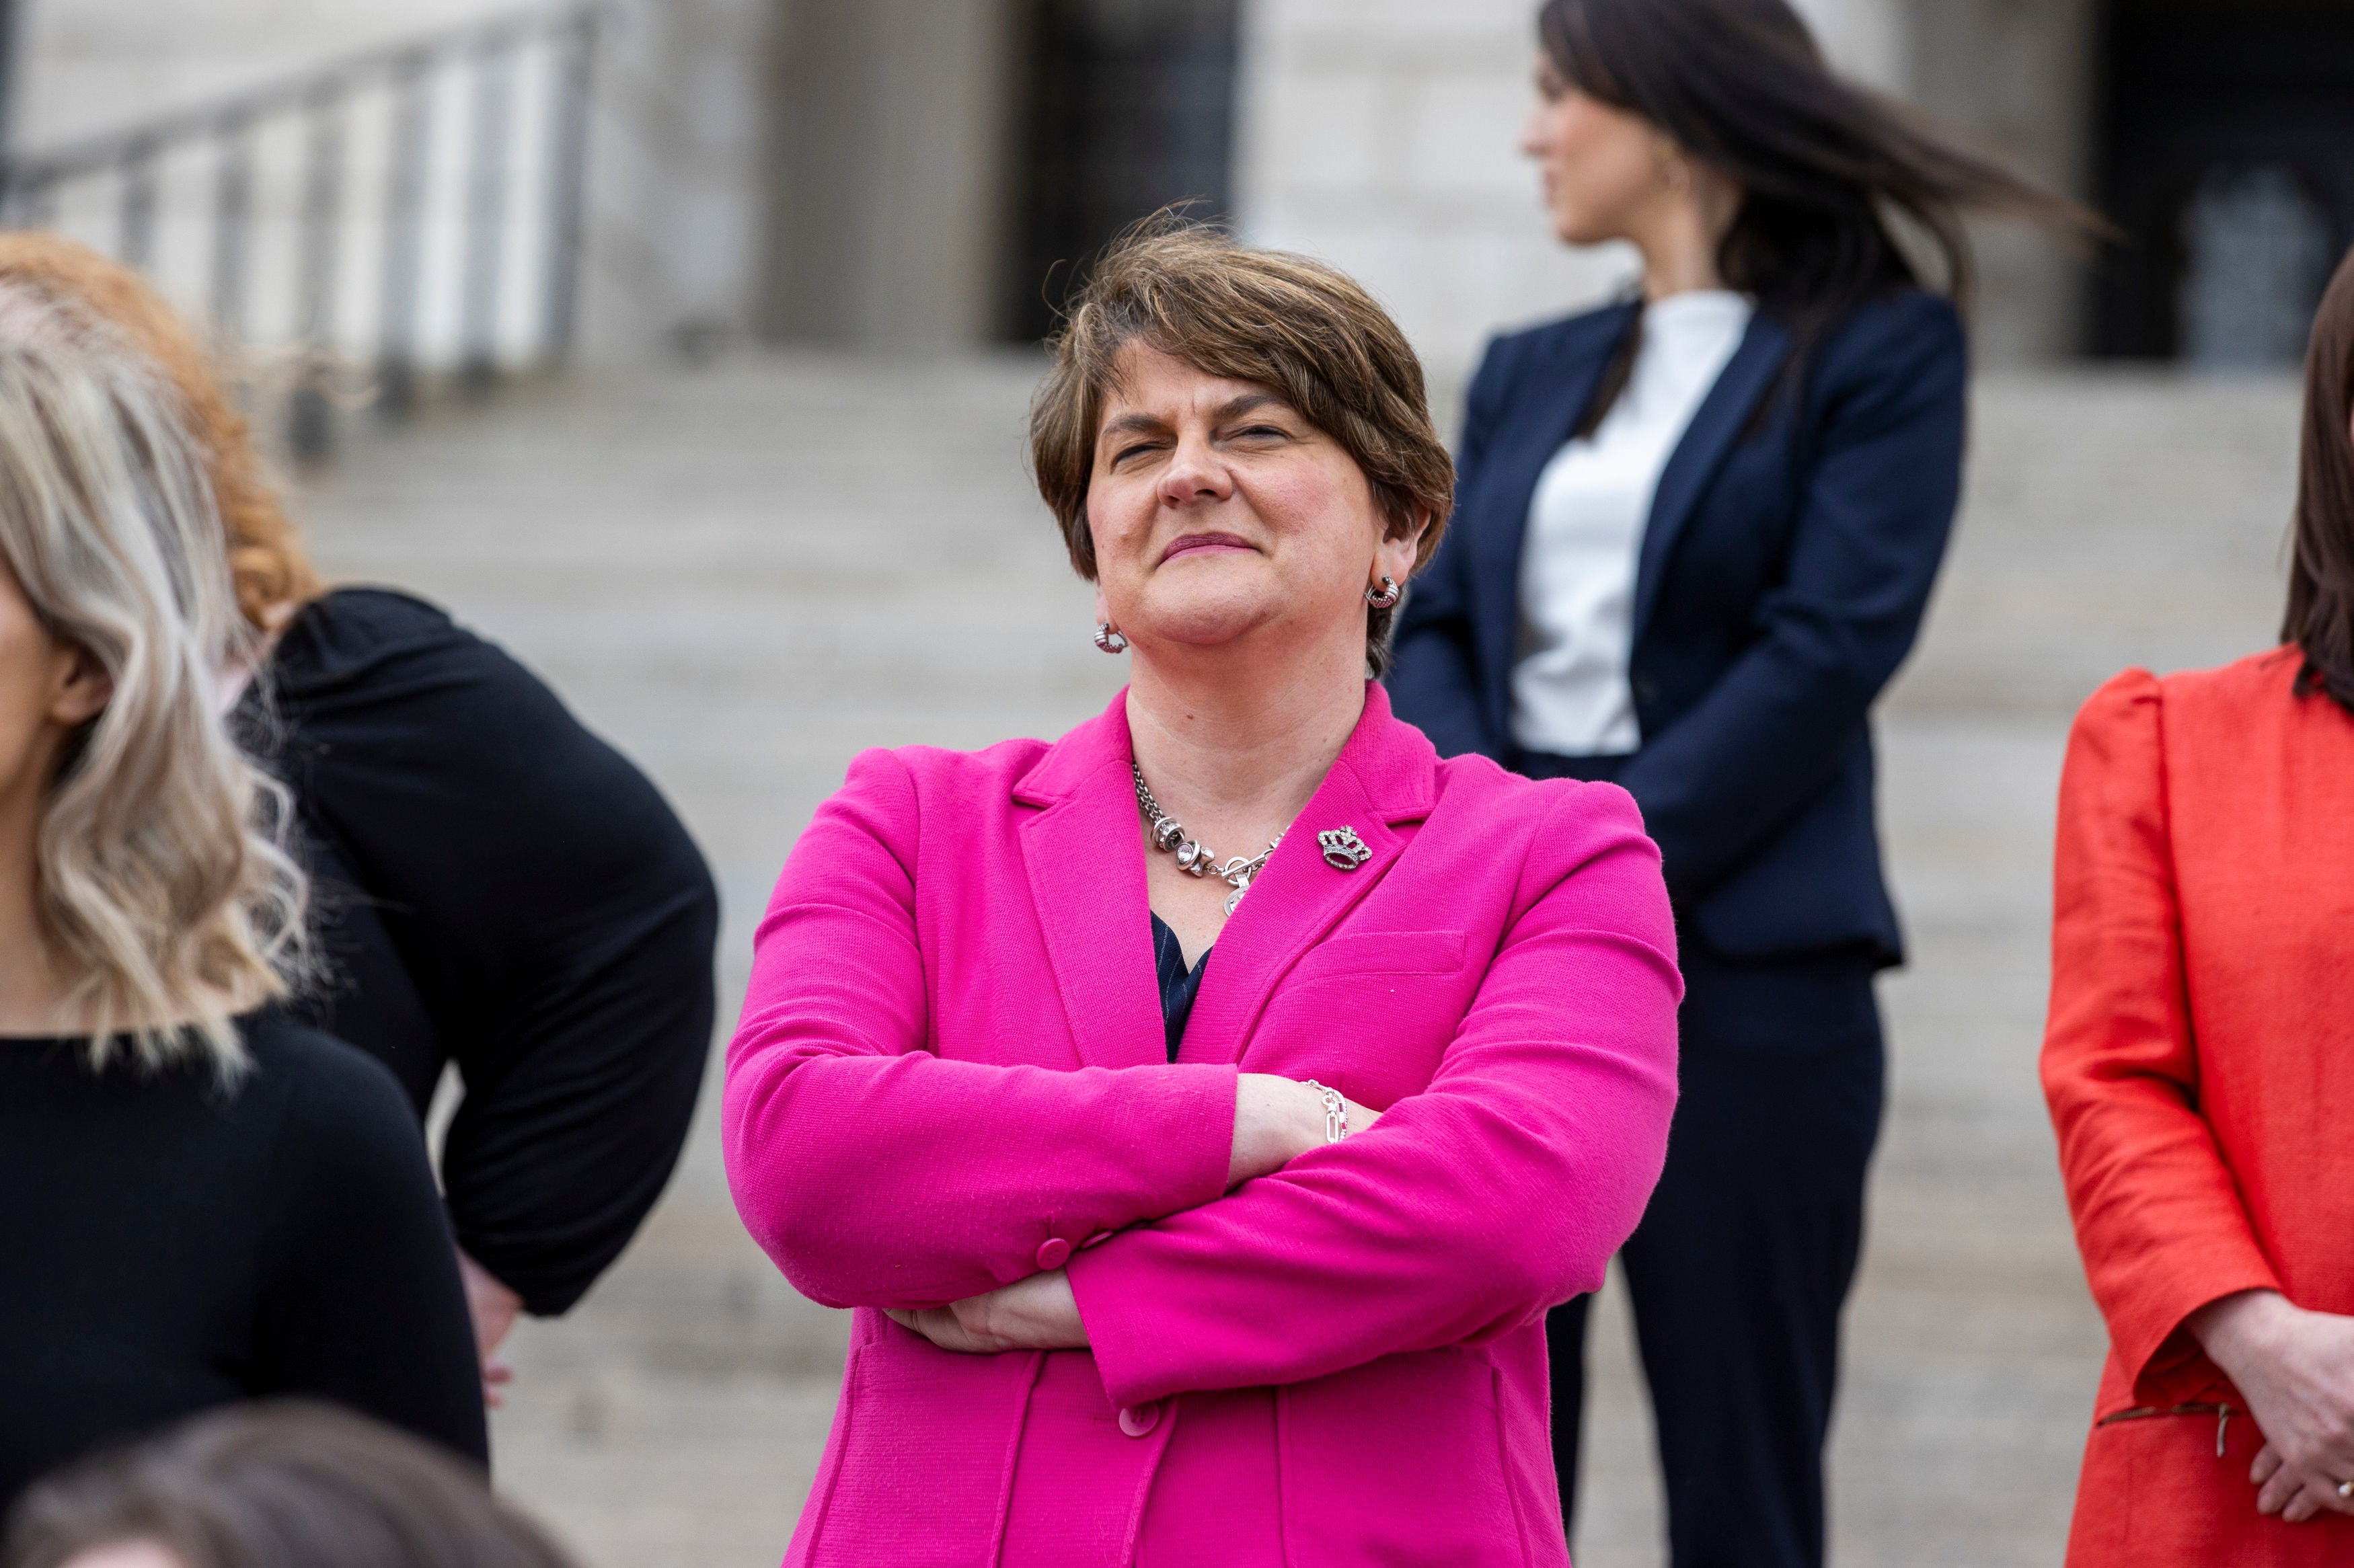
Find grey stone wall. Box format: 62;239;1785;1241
585;0;774;358
1231;0;1636;387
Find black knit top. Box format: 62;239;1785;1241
236;588;720;1315
0;1017;486;1507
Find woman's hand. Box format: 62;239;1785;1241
456;1247;523;1407
1227;1073;1381;1187
2189;1290;2354;1521
2250;1443;2354;1523
886;1269;1090;1354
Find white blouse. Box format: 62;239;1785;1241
1511;289;1754;756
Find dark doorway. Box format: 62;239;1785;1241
1004;0;1240;342
2092;0;2354;364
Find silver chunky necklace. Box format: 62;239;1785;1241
1133;763;1282;916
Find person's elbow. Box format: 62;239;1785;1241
685;855;721;953
720;1049;850;1299
721;1041;958;1310
722;1147;867;1311
1451;1109;1675;1325
1439;1195;1618;1341
1525;1150;1668;1310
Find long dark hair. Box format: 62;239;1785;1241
1540;0;2092;419
2284;245;2354;713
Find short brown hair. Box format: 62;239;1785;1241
0;233;321;633
1028;220;1453;675
3;1403;574;1568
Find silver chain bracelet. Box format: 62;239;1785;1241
1302;1080;1348;1144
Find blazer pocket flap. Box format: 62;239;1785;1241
1291;930;1467;981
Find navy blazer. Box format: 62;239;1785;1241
1389;289;1966;964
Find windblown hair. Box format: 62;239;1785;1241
1029;219;1455;677
1540;0;2095;428
0;233;321;631
3;1402;576;1568
0;287;305;1076
2285;244;2354;713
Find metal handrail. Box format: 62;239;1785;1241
0;2;600;459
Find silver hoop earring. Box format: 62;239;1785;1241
1365;577;1402;610
1094;623;1129;654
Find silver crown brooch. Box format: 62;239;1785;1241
1318;826;1372;871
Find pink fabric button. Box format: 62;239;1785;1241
1117;1403;1160;1439
1034;1237;1071;1269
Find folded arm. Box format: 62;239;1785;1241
722;749;1244;1311
1066;787;1681;1406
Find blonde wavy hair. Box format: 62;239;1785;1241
0;233;321;631
0;285;307;1075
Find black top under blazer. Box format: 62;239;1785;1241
1388;289;1967;964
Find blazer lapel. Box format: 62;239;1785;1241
1014;696;1168;1072
1468;304;1640;718
1180;686;1439;1065
1631;312;1791;643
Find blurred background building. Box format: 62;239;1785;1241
11;0;2354;401
3;3;2351;1567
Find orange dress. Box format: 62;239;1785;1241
2044;650;2354;1563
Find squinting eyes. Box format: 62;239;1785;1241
1104;427;1288;467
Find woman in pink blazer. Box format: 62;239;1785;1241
723;223;1682;1567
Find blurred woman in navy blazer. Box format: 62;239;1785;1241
1390;1;2086;1563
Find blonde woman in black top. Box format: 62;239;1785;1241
0;280;482;1505
0;235;719;1390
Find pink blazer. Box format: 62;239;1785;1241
724;683;1680;1567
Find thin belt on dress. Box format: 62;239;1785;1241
2097;1401;2238;1458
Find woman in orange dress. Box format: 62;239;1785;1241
2043;243;2354;1562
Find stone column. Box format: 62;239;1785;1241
1901;0;2097;364
756;0;1020;350
579;0;775;360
